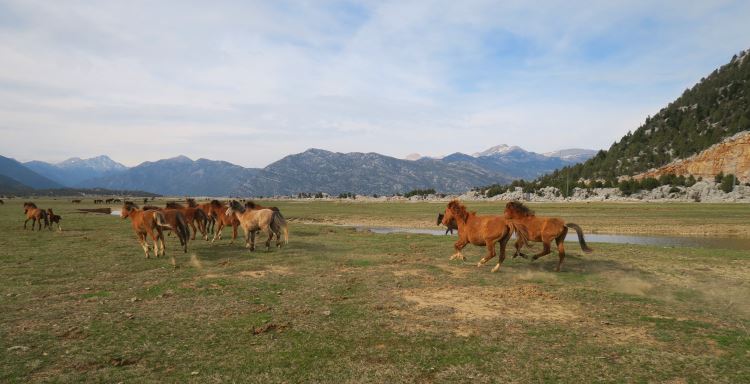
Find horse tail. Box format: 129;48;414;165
565;223;593;253
153;211;173;230
177;214;189;252
272;211;289;245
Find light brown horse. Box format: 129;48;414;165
504;201;593;272
143;205;190;253
226;200;288;251
166;201;209;240
121;202;173;265
208;200;239;244
23;202;48;231
46;208;62;231
441;200;527;273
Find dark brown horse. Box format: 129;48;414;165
208;200;239;244
192;199;216;236
504;201;593;272
436;213;458;235
166;201;209;240
121;202;174;265
23;202;47;231
46;208;62;231
441;200;528;273
142;205;190;253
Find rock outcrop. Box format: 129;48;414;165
634;130;750;183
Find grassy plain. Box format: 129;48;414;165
1;199;748;383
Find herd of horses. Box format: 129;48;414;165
439;200;592;272
19;196;591;272
119;198;288;267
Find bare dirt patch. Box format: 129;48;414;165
392;285;578;336
238;265;293;279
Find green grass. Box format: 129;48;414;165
0;198;749;383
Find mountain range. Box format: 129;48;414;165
1;146;596;196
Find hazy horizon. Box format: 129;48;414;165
2;1;749;167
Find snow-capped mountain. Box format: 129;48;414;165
25;155;128;187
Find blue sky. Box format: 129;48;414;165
1;0;749;167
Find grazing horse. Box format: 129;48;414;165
23;202;48;231
225;200;288;251
46;209;62;231
504;201;593;272
166;202;209;240
441;200;528;273
436;213;458;235
121;202;174;265
208;200;239;244
71;199;81;204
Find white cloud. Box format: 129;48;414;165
0;0;748;166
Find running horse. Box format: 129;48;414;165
225;200;288;251
166;201;209;240
143;205;190;253
190;198;216;236
441;200;528;273
208;200;240;244
23;202;48;231
504;201;593;272
120;202;175;266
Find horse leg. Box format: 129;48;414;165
531;240;552;261
24;218;29;230
450;239;468;261
211;221;224;243
249;231;256;251
554;228;569;272
189;221;197;240
492;230;512;273
264;228;273;251
478;239;497;267
138;233;150;258
230;223;237;245
243;228;251;248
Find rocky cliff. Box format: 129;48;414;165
634;130;750;183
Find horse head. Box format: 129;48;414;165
436;213;444;226
226;200;244;216
121;201;138;218
444;199;469;225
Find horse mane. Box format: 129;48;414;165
186;198;197;207
228;200;245;212
142;205;161;211
24;202;37;208
244;201;260;209
210;200;224;208
447;199;470;223
166;201;184;209
506;201;535;217
124;201;139;210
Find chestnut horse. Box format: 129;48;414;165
436;213;458;235
208;200;240;244
166;201;209;240
46;208;62;231
121;202;174;265
225;200;288;251
441;200;528;273
143;205;190;253
504;201;593;272
190;199;216;236
23;202;48;231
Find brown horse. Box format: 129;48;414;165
166;201;209;240
46;208;62;231
441;200;527;273
208;200;239;244
143;205;190;253
23;202;48;231
436;213;458;235
504;201;593;272
121;202;173;265
191;199;216;236
225;200;288;251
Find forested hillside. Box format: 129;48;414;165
536;49;750;190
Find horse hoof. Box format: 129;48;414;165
491;265;501;273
